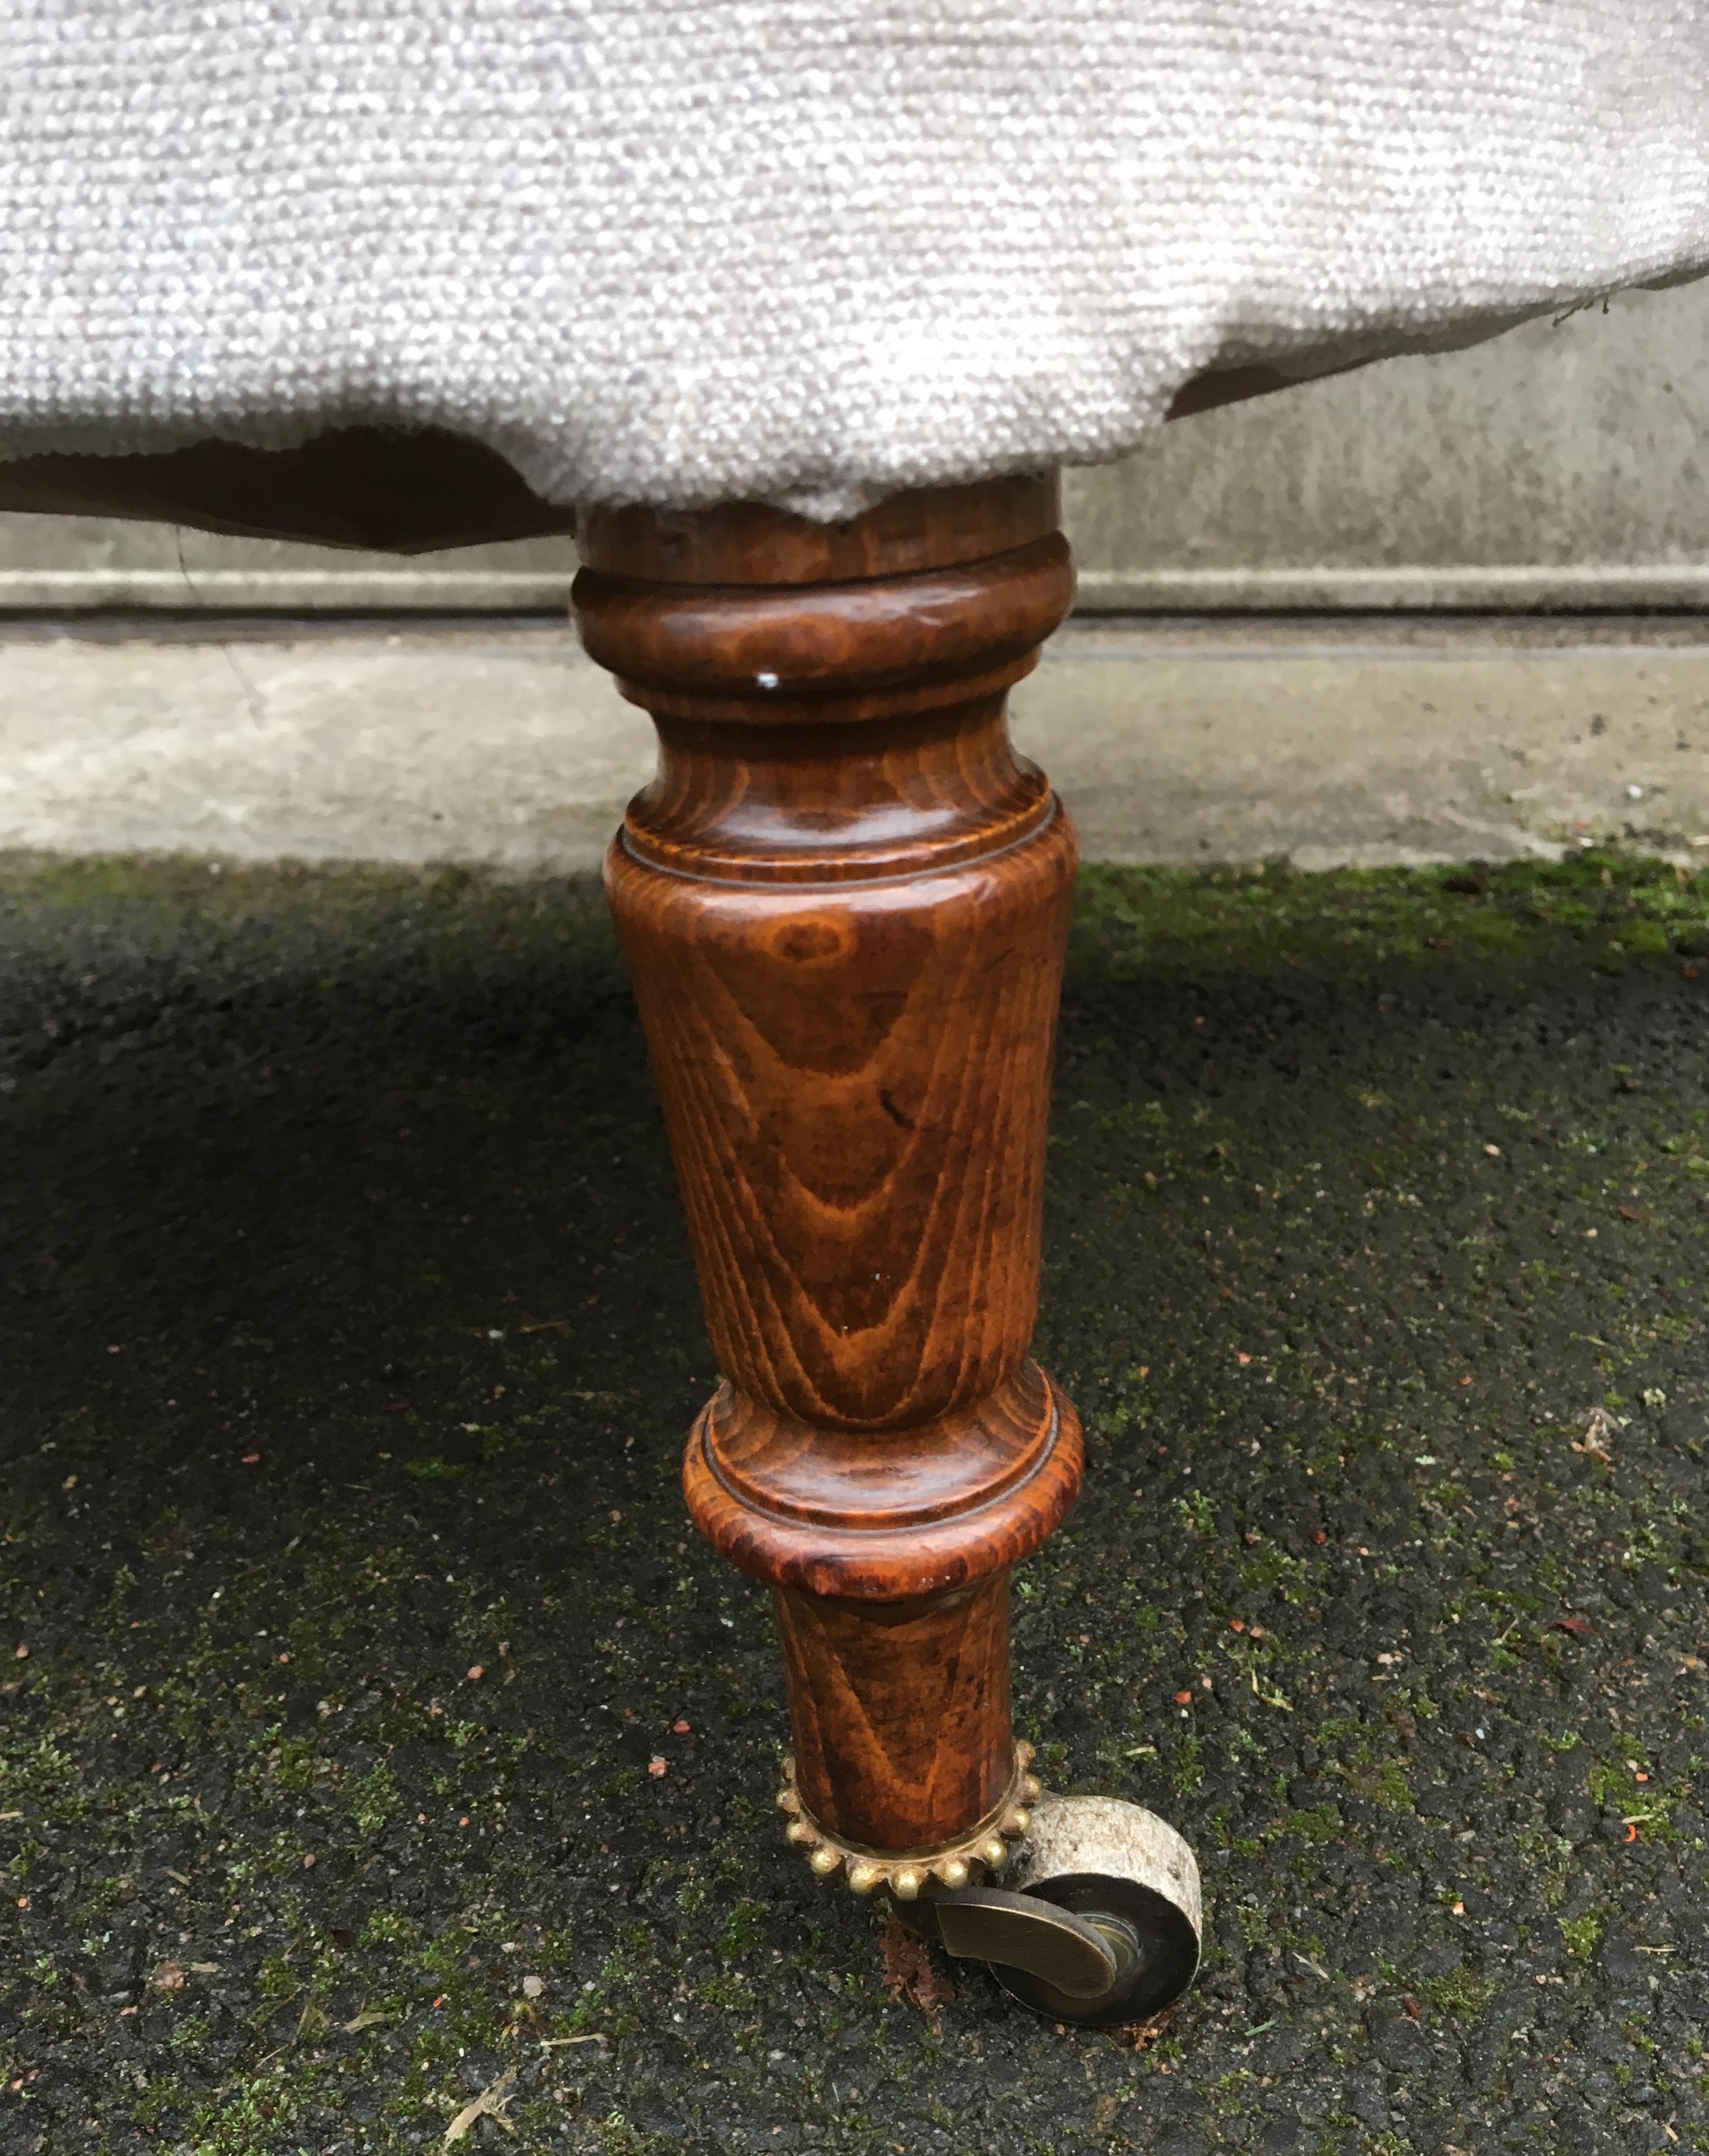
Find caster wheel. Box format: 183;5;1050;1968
930;1794;1201;2027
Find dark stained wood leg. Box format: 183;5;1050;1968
575;475;1082;1896
773;1573;1013;1854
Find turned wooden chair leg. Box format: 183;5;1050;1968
576;474;1076;1883
576;478;1200;2022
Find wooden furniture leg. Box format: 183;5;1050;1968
574;475;1082;1895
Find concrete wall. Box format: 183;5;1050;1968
1066;285;1709;610
0;284;1703;611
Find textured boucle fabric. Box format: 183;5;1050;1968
1;3;1707;518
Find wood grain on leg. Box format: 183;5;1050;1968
774;1572;1013;1853
578;475;1082;1868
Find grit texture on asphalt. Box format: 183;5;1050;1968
1;853;1707;2156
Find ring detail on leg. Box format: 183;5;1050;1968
776;1744;1043;1899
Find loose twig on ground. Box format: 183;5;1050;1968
445;2066;517;2143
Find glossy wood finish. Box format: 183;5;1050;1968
777;1574;1012;1852
579;476;1083;1855
688;1363;1077;1601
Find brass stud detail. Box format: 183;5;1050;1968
775;1741;1040;1898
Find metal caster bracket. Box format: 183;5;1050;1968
921;1793;1202;2027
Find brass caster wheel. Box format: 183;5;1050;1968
924;1793;1201;2028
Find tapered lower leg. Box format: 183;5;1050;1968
774;1573;1012;1851
576;475;1081;1888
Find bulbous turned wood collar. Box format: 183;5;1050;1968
776;1743;1043;1899
571;474;1074;729
684;1365;1083;1601
573;537;1072;728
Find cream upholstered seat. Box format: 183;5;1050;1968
0;1;1706;532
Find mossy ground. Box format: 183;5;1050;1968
1;851;1707;2156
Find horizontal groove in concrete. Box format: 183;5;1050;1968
1073;565;1709;610
8;610;1709;651
5;566;1709;612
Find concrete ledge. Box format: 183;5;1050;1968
2;616;1707;871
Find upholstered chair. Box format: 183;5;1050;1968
3;2;1704;2022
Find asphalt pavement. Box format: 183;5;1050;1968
2;851;1706;2156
